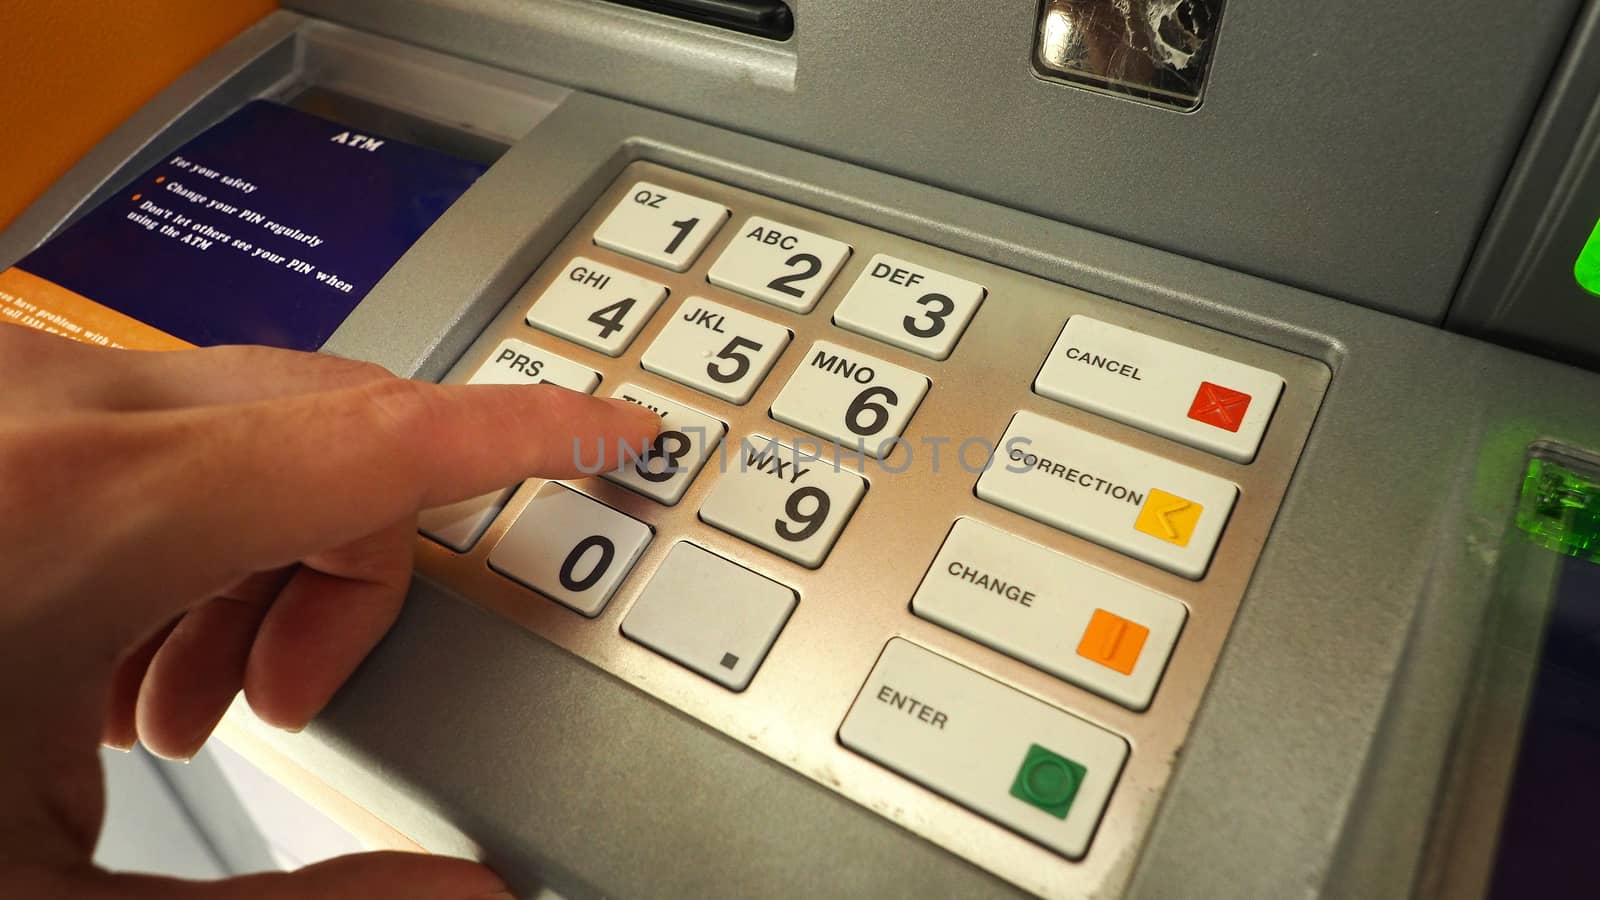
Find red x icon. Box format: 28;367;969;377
1187;381;1252;432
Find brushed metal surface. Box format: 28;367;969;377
415;160;1328;898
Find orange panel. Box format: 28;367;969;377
1076;608;1150;676
0;0;276;232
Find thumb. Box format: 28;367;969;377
45;852;511;900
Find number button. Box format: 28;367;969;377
770;340;930;459
706;216;853;313
640;298;792;404
593;181;729;272
601;383;726;505
699;435;867;568
832;254;986;360
622;543;798;691
526;257;668;356
418;341;601;551
467;338;601;391
487;484;653;617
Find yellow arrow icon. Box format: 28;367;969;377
1135;489;1204;547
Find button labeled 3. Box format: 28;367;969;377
832;254;986;360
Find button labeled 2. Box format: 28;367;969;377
641;298;791;404
699;434;867;568
593;181;729;272
707;216;852;313
769;340;930;459
832;254;986;360
526;257;668;356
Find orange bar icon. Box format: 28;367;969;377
1076;609;1149;675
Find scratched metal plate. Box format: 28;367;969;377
415;160;1327;898
1034;0;1227;110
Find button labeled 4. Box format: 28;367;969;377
526;257;668;356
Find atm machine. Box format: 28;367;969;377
4;2;1600;897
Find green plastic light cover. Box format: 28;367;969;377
1516;447;1600;563
1575;218;1600;297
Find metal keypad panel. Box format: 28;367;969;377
415;161;1328;899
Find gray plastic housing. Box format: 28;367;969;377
5;10;1600;899
1449;0;1600;371
279;0;1583;324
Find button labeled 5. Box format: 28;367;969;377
707;216;852;313
770;340;929;459
832;254;986;359
526;257;668;356
593;181;729;272
641;298;792;404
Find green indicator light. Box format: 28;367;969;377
1009;744;1086;820
1575;218;1600;297
1516;452;1600;563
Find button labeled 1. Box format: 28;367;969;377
419;342;601;551
770;340;929;459
593;181;729;272
601;383;726;505
699;435;867;568
488;484;652;617
707;216;852;313
526;257;668;356
622;543;797;691
641;298;791;404
832;254;986;360
839;639;1128;859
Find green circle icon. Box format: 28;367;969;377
1020;755;1078;806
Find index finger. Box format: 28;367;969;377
18;378;659;643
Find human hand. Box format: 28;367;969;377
0;324;659;899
